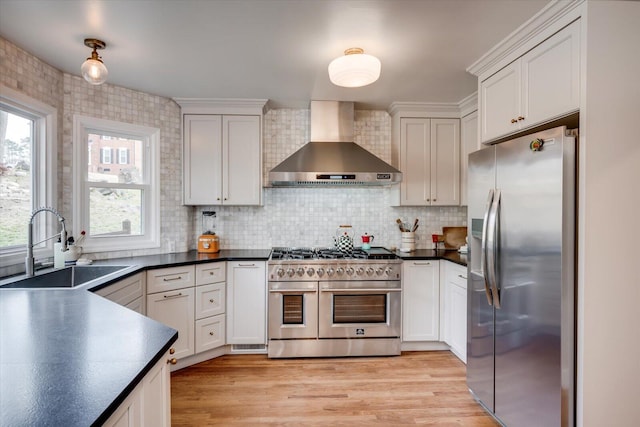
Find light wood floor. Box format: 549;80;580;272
170;351;498;426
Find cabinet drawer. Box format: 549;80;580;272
195;314;226;353
147;265;195;293
95;272;145;308
195;282;226;320
446;262;467;289
196;262;226;286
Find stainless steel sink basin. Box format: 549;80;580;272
1;265;130;289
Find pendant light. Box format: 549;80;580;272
328;48;381;88
81;38;108;85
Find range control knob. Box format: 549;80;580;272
286;268;295;277
316;268;325;277
376;268;384;276
336;267;345;276
345;267;354;276
384;267;393;276
296;267;305;277
326;268;335;277
277;268;285;277
306;268;315;277
366;267;375;276
356;267;365;276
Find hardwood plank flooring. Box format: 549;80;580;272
171;351;498;426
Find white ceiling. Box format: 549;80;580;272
0;0;549;110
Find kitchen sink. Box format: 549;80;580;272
1;265;131;289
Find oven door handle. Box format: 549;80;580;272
268;289;318;293
320;288;401;293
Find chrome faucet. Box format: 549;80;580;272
25;207;68;277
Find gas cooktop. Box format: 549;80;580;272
270;246;397;261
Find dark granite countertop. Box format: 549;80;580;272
0;289;177;427
394;249;468;267
0;249;269;426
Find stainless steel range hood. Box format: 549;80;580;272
269;101;402;186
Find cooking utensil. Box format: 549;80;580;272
411;218;419;232
333;225;354;253
361;233;374;250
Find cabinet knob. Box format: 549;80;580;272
426;198;430;202
169;348;175;355
517;116;525;121
209;332;214;336
510;118;518;124
433;199;437;202
224;198;227;201
167;357;177;365
209;298;214;303
216;197;221;201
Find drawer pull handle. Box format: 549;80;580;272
458;274;468;280
163;292;183;299
167;358;177;365
238;263;256;267
163;276;182;282
413;262;431;266
511;118;518;124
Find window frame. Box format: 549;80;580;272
0;85;58;266
73;115;160;253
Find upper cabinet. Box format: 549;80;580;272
479;19;580;143
390;111;460;206
460;110;478;206
176;99;267;206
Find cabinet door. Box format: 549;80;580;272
102;383;142;427
480;61;521;142
521;20;580;126
223;115;262;205
95;272;145;313
449;283;467;363
399;118;431;206
402;260;440;341
226;261;266;345
147;288;195;359
430;118;460;206
195;314;226;353
142;350;172;427
195;262;226;286
460;111;478;206
183;115;223;205
146;265;194;294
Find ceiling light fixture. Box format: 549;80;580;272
328;48;381;88
81;38;108;85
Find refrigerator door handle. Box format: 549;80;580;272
481;189;494;306
487;189;502;309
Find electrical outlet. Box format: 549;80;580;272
202;211;216;217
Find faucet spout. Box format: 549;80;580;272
26;207;68;277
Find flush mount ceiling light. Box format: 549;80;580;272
328;48;381;88
81;38;108;85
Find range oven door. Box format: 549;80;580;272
318;280;401;339
268;281;318;339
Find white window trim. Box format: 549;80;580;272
0;85;58;267
118;147;128;165
73;115;160;253
101;146;112;164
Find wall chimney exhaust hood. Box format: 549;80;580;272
269;101;402;187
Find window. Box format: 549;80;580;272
73;115;160;253
101;147;112;164
118;148;129;165
0;85;57;264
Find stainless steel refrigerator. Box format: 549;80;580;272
467;126;575;426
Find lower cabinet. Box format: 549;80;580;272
443;261;468;363
95;272;146;315
402;260;440;341
226;261;267;345
102;349;172;427
147;287;196;360
195;315;226;353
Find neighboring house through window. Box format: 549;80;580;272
73;115;160;252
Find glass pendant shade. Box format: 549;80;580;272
328;48;381;88
81;58;108;85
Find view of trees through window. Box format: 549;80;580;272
0;109;33;247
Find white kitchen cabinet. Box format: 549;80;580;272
460;111;478;206
102;349;172;427
397;118;460;206
195;314;226;353
226;261;267;345
480;20;580;142
182;114;262;206
146;288;195;360
402;260;440;341
95;272;146;315
443;261;467;363
195;282;225;319
146;265;194;294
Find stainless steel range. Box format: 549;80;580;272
268;247;401;358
